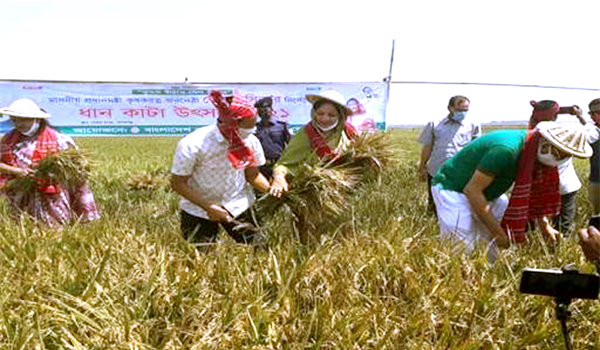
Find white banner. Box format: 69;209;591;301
0;81;388;136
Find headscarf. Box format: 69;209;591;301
208;90;258;169
528;100;560;129
500;130;561;242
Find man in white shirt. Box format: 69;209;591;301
170;90;270;246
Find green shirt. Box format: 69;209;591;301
273;124;352;177
432;130;526;201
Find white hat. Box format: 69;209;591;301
305;90;353;116
0;98;50;119
537;121;592;158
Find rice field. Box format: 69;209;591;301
0;127;599;349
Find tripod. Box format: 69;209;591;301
554;297;573;350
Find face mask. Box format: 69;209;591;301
238;126;256;138
452;111;467;122
537;142;570;167
316;119;339;132
21;119;40;137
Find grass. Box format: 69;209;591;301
0;127;599;349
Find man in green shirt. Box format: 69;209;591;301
432;122;592;261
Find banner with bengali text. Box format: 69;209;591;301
0;81;388;136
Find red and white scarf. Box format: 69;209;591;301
208;90;258;169
500;130;561;242
304;121;358;159
0;125;59;193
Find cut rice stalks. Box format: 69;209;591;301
257;131;400;241
6;148;93;193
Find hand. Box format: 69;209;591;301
571;105;583;117
16;168;32;177
205;203;233;222
269;174;288;198
579;226;600;262
417;166;428;182
494;232;510;249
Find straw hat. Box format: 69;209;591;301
536;121;592;158
0;98;50;119
305;90;353;116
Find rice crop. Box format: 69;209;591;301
0;128;598;349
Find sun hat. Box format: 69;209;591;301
0;98;50;119
536;121;592;158
305;90;353;116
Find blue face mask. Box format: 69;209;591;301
452;111;467;122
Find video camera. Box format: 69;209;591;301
520;267;599;300
520;266;599;349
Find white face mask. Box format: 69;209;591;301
537;141;570;167
316;119;339;132
21;119;40;137
238;126;256;138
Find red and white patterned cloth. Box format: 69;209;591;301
0;126;100;226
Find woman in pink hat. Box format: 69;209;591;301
0;98;99;225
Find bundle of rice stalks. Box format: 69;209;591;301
327;131;399;181
257;164;358;242
7;148;92;193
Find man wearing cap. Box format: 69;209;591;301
254;96;291;179
431;121;592;261
417;95;481;214
170;90;270;247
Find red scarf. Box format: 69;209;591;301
304;122;358;159
500;130;561;242
208;90;258;169
0;125;60;193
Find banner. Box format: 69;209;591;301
0;81;388;136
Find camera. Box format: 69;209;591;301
520;268;600;300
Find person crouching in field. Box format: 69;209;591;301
431;121;592;262
528;100;586;235
170;90;270;247
269;90;358;244
0;98;99;225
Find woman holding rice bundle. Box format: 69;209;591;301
269;90;358;198
0;98;99;225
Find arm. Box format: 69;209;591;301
170;174;232;222
580;226;600;263
418;145;432;181
463;170;509;247
536;216;560;241
0;162;29;176
244;166;270;193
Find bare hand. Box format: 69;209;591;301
494;233;510;249
579;226;600;262
16;168;32;177
417;166;428;182
269;174;288;198
571;105;583;117
205;204;233;222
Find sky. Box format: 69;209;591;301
1;0;600;124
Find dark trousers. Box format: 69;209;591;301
180;209;258;244
427;174;437;215
553;191;578;234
